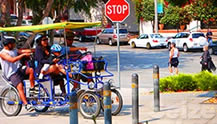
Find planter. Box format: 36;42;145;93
180;25;185;31
159;24;164;30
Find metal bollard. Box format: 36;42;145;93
69;90;78;124
132;73;139;124
153;65;160;112
104;82;112;124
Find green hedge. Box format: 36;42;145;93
160;71;217;92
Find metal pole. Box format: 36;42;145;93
132;73;139;124
116;22;121;89
94;26;97;57
153;65;160;112
154;0;158;33
104;82;112;124
69;90;78;124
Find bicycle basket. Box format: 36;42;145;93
81;54;94;71
93;56;105;72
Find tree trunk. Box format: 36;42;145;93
17;0;24;26
24;0;54;48
23;33;36;49
39;0;54;24
0;0;11;27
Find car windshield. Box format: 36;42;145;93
150;34;163;38
105;29;113;34
118;29;128;34
192;33;205;38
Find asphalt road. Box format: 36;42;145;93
1;41;216;89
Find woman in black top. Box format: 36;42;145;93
201;46;211;72
35;35;50;74
35;35;66;95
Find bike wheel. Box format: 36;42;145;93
101;89;123;115
78;91;101;119
0;87;22;116
34;85;50;112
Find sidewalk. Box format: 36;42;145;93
0;88;216;124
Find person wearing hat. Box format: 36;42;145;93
168;42;180;75
61;32;87;56
0;36;36;112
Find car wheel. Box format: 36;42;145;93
183;44;188;52
131;42;136;48
209;48;213;55
146;43;151;49
96;38;101;44
109;39;113;46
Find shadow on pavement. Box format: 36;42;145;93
139;118;161;124
197;91;217;97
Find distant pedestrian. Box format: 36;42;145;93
206;28;213;44
168;42;180;75
200;45;216;72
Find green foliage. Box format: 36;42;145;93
25;0;49;24
159;5;180;26
160;71;217;92
189;0;217;25
134;0;154;22
160;5;192;26
165;0;189;7
194;71;217;91
25;0;98;24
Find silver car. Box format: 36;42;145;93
96;28;130;46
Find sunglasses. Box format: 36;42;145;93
42;38;48;41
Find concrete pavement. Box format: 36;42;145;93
0;87;217;124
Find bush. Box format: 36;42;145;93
160;71;217;92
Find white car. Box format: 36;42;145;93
167;32;208;52
129;34;167;49
22;19;32;26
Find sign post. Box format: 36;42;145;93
42;17;53;35
105;0;130;89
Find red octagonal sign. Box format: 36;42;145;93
105;0;130;22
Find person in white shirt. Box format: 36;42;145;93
168;42;180;75
0;36;35;112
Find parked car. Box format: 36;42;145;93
10;14;18;26
75;28;102;42
167;32;208;52
96;28;130;46
208;41;217;55
129;34;167;49
22;19;32;26
54;29;64;37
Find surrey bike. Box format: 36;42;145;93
0;51;123;119
60;51;123;118
0;53;99;117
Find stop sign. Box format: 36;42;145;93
105;0;130;22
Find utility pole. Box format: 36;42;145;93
154;0;158;33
